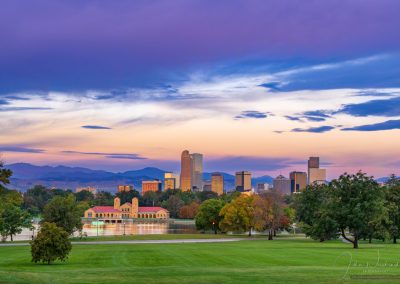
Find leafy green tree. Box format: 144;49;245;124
141;191;160;206
42;194;82;235
92;191;114;206
0;161;12;185
75;190;94;202
384;175;400;243
195;191;218;202
116;189;140;204
23;185;54;215
162;195;184;218
295;184;338;242
220;195;255;236
0;204;31;241
330;172;384;249
31;222;72;264
195;199;225;233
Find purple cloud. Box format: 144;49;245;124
1;0;400;92
0;146;45;153
342;119;400;131
292;126;335;133
81;125;111;130
235;110;269;119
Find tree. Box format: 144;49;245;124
219;195;255;236
42;194;82;235
252;195;273;238
0;161;12;185
295;184;338;242
23;185;54;215
384;175;400;243
179;202;199;219
141;191;160;206
31;222;72;264
162;195;184;218
92;191;114;206
0;204;31;242
330;172;384;249
74;190;94;202
195;199;225;234
116;189;140;204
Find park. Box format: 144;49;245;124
1;235;400;283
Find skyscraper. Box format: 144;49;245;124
211;172;224;195
235;171;252;192
308;157;327;185
164;172;179;190
289;171;307;193
273;175;291;195
190;153;203;191
141;180;162;195
180;150;192;191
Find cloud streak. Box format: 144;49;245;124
62;150;146;160
81;125;112;130
342;119;400;131
291;126;335;133
0;146;45;153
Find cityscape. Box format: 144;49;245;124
1;0;400;283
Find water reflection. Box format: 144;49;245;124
10;221;197;241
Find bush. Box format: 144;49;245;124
31;222;72;264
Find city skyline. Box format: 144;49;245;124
1;1;400;179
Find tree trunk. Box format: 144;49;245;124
268;229;273;240
353;234;359;249
248;228;252;237
214;228;217;235
341;228;358;249
273;230;277;237
394;236;397;244
10;235;13;242
319;238;325;242
368;236;372;243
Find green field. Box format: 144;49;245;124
1;238;400;283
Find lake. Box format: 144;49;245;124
9;220;197;241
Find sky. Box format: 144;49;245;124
1;0;400;179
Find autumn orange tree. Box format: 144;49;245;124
219;195;255;236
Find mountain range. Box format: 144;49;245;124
6;163;273;192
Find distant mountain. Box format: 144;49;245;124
7;163;274;192
7;163;168;192
253;175;274;185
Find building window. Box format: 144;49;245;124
88;213;92;218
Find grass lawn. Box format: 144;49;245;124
1;238;400;283
69;233;251;242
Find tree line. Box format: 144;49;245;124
295;172;400;249
195;190;294;239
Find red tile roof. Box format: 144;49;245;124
91;206;120;213
138;207;167;213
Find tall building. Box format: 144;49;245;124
180;150;192;191
142;180;162;195
308;157;327;185
235;171;252;192
202;181;212;192
256;183;270;192
273;175;291;195
164;172;179;190
76;186;97;195
211;173;224;195
289;171;307;193
190;153;203;191
118;185;133;192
